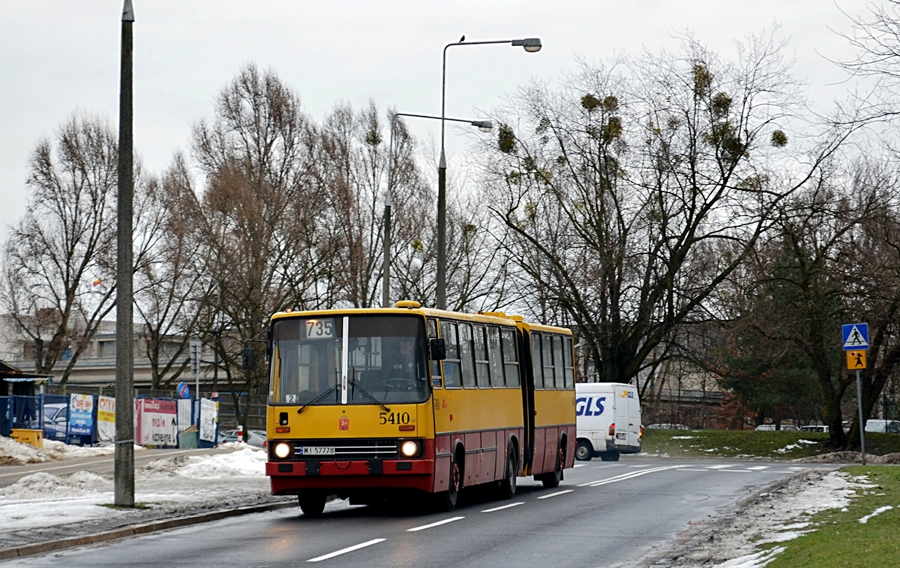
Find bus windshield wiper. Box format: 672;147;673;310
297;385;338;415
350;368;390;413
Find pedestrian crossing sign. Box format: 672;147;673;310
842;323;869;350
847;350;867;370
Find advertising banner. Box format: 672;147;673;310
136;398;177;447
199;398;218;443
69;394;94;437
97;395;116;442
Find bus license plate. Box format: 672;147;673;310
299;446;336;456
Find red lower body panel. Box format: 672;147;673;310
267;459;435;494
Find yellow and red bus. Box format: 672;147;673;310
264;301;576;514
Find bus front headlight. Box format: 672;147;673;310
274;442;292;459
400;440;419;458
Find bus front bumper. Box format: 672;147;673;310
266;459;435;494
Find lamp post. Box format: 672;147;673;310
437;37;541;310
383;113;491;308
115;0;135;508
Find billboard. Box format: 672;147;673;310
69;394;94;437
136;398;177;447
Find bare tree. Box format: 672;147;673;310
133;154;209;389
479;34;856;392
0;114;120;383
191;64;322;425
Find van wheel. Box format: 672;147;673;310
497;445;517;499
540;445;564;489
575;441;593;461
298;493;327;516
599;451;620;462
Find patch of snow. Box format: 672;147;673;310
717;546;785;568
0;437;144;466
775;444;802;454
0;444;271;533
660;470;871;567
671;436;694;440
859;505;893;524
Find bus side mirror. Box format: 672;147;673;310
429;338;446;361
242;348;256;370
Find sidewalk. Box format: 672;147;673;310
0;437;293;557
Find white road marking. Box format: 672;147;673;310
747;466;769;470
788;467;808;471
482;502;525;513
407;516;465;532
307;539;386;562
707;465;733;469
578;465;685;487
538;490;574;499
716;469;754;472
627;464;654;468
574;464;586;468
676;468;709;472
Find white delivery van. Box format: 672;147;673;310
575;382;641;461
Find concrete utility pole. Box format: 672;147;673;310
114;0;135;508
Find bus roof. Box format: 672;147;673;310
269;304;571;334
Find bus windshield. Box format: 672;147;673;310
270;314;429;406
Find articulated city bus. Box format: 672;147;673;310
264;301;576;515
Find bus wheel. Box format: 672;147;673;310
298;493;327;516
497;445;517;499
575;440;593;461
437;453;462;511
541;445;564;489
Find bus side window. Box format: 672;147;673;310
553;335;565;390
531;332;544;389
441;321;461;388
488;326;505;388
502;329;520;388
428;318;442;388
459;323;477;388
563;336;575;389
474;325;491;388
542;333;556;389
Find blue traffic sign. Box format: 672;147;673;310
177;381;190;399
842;323;869;350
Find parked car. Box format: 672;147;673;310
754;424;799;431
800;425;829;433
218;429;267;447
42;403;68;441
864;419;900;434
646;423;691;431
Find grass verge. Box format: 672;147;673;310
641;428;900;460
767;466;900;568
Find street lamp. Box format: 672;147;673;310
383;113;492;308
437;37;542;310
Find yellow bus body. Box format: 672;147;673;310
264;306;575;504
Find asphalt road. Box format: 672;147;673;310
5;457;838;567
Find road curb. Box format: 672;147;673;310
0;501;297;561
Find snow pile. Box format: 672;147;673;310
0;436;48;465
141;447;266;479
0;445;272;534
0;437;144;466
0;471;108;499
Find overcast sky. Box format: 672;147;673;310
0;1;875;244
